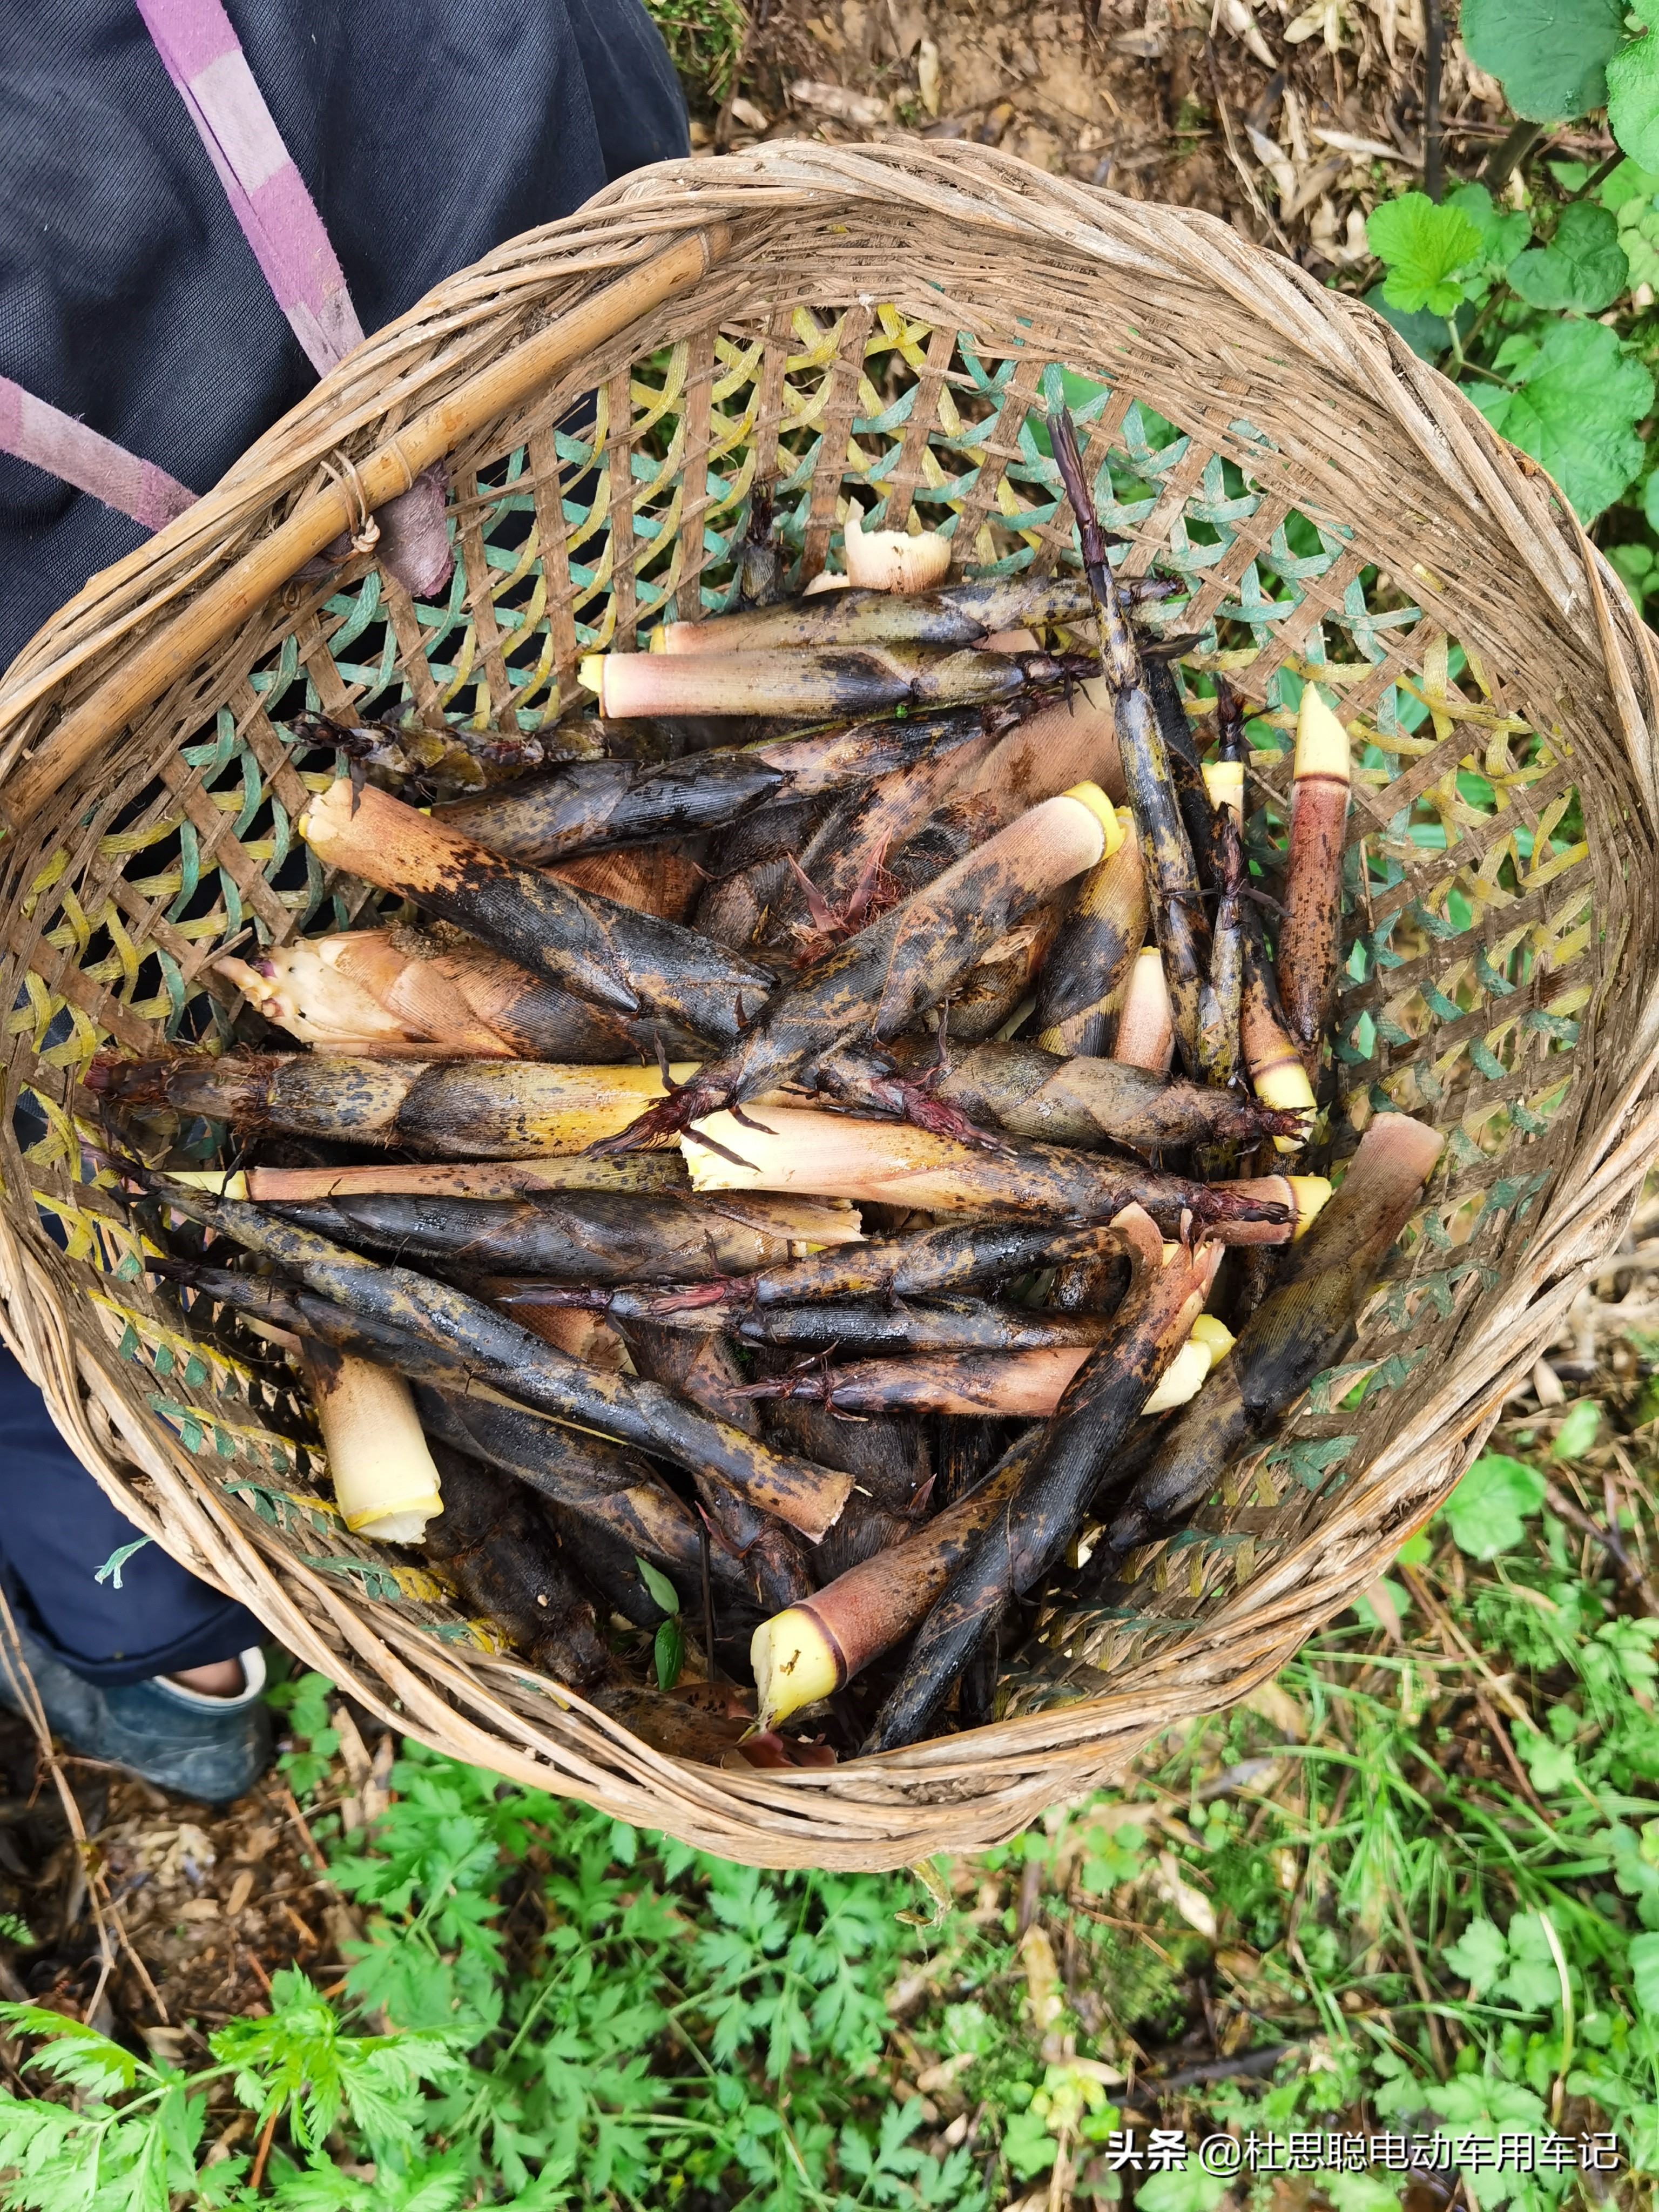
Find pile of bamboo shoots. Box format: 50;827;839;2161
88;412;1442;1769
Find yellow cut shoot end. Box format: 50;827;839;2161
164;1169;250;1200
1253;1054;1317;1154
577;654;606;699
1190;1314;1236;1361
751;1606;844;1731
1293;684;1352;785
1060;781;1124;855
1142;1334;1213;1416
1203;759;1244;819
1285;1175;1333;1238
312;1355;444;1543
842;500;952;591
1143;1312;1236;1416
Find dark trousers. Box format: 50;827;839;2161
0;1344;262;1687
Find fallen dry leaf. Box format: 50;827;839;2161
1239;1680;1306;1740
1019;1922;1066;2033
790;78;888;126
1155;1850;1217;1939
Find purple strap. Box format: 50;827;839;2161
135;0;364;375
2;3;453;595
0;377;197;530
134;0;453;591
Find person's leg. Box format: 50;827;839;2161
0;1344;272;1800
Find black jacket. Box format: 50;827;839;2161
0;0;687;667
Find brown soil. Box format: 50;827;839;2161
703;0;1612;281
0;1694;390;2052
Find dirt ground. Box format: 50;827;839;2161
701;0;1613;279
0;1692;389;2069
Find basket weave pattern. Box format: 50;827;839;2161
1;144;1656;1868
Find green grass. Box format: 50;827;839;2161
4;1413;1659;2209
642;0;747;110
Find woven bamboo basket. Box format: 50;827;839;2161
1;141;1656;1871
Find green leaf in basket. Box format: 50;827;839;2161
1551;1398;1601;1460
635;1556;680;1616
1610;9;1659;172
654;1616;685;1693
1264;1434;1358;1490
92;1537;152;1591
1366;193;1485;316
1441;1452;1546;1559
1461;319;1652;521
1461;0;1626;123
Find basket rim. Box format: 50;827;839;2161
3;139;1658;1867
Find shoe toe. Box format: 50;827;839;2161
97;1682;273;1804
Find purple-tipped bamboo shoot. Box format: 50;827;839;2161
864;1210;1216;1749
1034;808;1147;1056
766;730;1006;956
677;1105;1288;1237
1112;948;1175;1073
581;642;1062;720
595;784;1122;1151
1048;406;1210;1067
1211;1174;1332;1245
752;1432;1041;1728
743;1307;1233;1422
1105;1111;1445;1553
650;1216;1138;1314
1275;684;1352;1081
300;779;770;1048
818;1037;1308;1155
